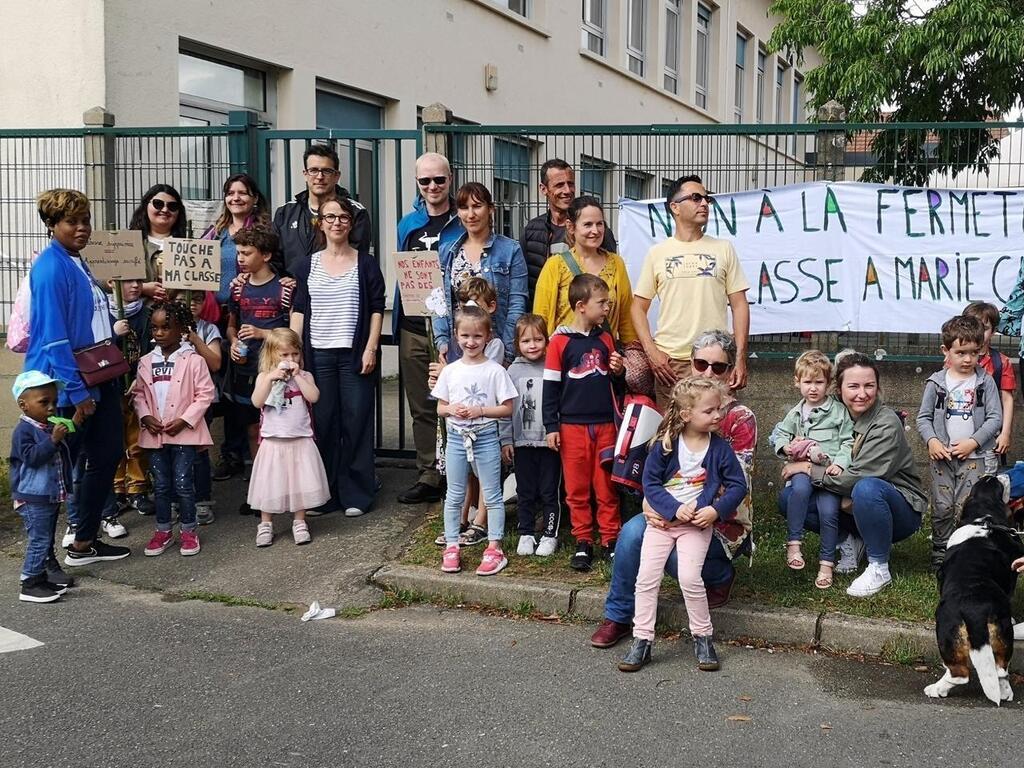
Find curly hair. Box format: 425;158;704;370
652;377;727;452
149;299;194;336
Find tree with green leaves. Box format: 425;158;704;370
769;0;1024;184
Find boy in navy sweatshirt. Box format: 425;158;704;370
543;274;624;571
10;371;75;603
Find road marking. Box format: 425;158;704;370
0;626;43;654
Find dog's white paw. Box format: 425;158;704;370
1000;679;1013;702
924;682;947;698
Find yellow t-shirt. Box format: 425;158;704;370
634;235;749;360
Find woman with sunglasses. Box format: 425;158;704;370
590;328;756;650
128;184;188;301
290;197;385;517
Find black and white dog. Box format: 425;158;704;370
924;474;1024;705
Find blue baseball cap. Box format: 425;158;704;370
12;370;64;400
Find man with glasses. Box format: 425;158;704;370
394;153;464;504
520;158;617;301
272;144;370;272
631;175;750;407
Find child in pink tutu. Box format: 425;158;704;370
248;328;329;546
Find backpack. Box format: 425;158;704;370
6;255;38;353
602;394;662;493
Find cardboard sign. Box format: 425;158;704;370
161;238;221;291
391;250;442;317
80;230;146;282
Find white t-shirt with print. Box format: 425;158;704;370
663;437;709;506
431;358;517;429
71;256;113;343
944;371;978;452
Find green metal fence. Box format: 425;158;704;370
426;120;1024;360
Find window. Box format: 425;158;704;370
790;73;803;154
178;52;266;113
493;0;529;16
664;0;681;93
775;62;786;124
734;33;748;123
316;90;384;224
582;0;606;56
695;4;712;110
755;47;766;123
493;138;530;238
579;156;614;200
626;0;647;76
624;170;650;200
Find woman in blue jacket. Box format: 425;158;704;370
432;182;528;366
26;189;131;567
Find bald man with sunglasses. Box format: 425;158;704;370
631;175;750;407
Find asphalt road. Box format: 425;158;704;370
0;570;1019;768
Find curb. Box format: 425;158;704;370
373;564;1024;672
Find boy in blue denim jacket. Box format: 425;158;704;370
10;371;75;603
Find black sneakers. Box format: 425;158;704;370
212;455;243;481
397;482;442;504
19;574;66;603
45;558;75;590
64;539;131;567
617;638;653;672
570;541;593;572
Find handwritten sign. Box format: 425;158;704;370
161;238;221;291
618;181;1024;335
80;230;146;282
391;250;442;317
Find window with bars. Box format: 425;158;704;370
756;48;766;123
775;61;786;124
695;4;712;110
579;156;614;200
790;73;803;154
664;0;680;93
582;0;606;56
624;170;651;200
626;0;647;76
493;138;530;238
735;33;747;123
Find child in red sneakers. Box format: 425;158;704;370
133;301;214;557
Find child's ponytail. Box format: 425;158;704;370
652;377;727;452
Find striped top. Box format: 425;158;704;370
308;251;360;349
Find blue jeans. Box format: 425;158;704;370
149;446;198;532
602;512;742;625
443;424;504;544
18;501;58;580
783;473;844;562
778;476;920;564
312;348;377;512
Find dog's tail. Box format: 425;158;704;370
968;644;1002;705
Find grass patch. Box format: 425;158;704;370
170;589;295;613
401;491;1024;625
880;634;933;666
0;458;15;536
377;588;429;609
337;606;370;620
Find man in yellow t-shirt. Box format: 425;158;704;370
631;175;751;407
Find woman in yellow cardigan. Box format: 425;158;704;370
532;195;637;344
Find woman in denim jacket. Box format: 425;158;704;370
432;182;528;366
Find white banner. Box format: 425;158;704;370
618;181;1024;334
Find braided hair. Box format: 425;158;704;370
149;299;195;338
652;377;727;452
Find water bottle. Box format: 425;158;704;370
236;339;249;365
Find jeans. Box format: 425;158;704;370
18;501;58;580
149;445;198;532
778;476;920;564
602;512;741;625
62;379;124;544
312;348;377;512
783;472;844;562
443;424;504;544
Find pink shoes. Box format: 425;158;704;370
441;544;461;573
179;530;201;556
144;530;174;557
476;546;507;577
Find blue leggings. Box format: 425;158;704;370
783;473;843;562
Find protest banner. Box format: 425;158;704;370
391;250;442;317
80;230;146;282
161;238;221;291
618;181;1024;335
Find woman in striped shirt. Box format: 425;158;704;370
290;197;385;517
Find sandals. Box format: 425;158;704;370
458;523;488;547
815;562;834;590
785;541;805;571
435;522;469;547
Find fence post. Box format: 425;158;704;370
82;107;117;229
815;100;847;183
227;110;259;175
421;102;452;157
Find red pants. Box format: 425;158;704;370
559;422;620;545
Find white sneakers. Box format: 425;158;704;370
344;507;365;518
846;562;892;597
835;534;866;574
516;535;536;556
101;517;128;539
534;536;558;557
61;525;77;548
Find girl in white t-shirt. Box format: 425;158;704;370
431;306;517;576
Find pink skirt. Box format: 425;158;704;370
247;436;330;514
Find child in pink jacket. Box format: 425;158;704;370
132;302;214;557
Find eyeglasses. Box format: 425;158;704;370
417;176;449;187
671;192;714;206
321;213;352;225
304;167;339;177
691;358;731;375
150;199;181;213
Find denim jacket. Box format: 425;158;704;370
10;416;72;504
432;231;528;365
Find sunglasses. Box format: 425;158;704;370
692;358;731;375
417;175;449;187
672;192;714;206
150;199;181;213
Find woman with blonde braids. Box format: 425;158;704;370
617;376;747;673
